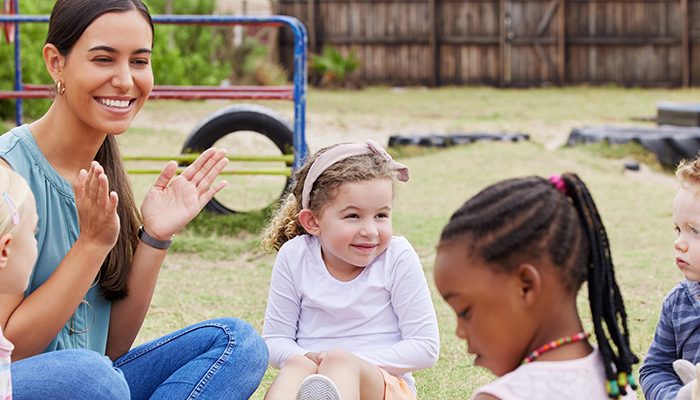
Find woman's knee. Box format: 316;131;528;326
208;318;269;371
12;349;130;400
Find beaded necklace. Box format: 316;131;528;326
521;332;638;399
521;332;590;364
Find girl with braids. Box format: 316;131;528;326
0;1;268;398
640;157;700;400
260;140;439;400
434;173;639;400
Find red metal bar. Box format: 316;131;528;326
148;90;293;100
0;91;50;99
0;88;294;100
22;84;293;93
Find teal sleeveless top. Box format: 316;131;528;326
0;125;111;354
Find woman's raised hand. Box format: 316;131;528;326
74;161;120;250
140;148;228;241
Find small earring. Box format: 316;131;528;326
55;79;66;95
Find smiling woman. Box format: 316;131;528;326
44;8;154;137
0;1;268;399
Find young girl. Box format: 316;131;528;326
261;140;440;400
0;1;267;398
0;168;129;400
434;173;639;400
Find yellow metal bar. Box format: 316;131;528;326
127;168;292;176
123;154;294;163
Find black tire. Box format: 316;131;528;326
182;104;297;214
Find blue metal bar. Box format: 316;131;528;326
12;0;22;126
0;13;309;169
291;19;309;168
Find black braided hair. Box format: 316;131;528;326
439;173;639;399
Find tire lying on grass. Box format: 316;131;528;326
181;104;297;214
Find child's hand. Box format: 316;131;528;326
673;359;700;400
140;148;228;241
74;162;120;250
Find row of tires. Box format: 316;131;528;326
195;107;700;214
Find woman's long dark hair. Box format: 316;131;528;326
439;173;639;399
47;0;153;300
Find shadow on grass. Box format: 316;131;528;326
170;206;274;260
184;206;273;237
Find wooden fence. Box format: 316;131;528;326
274;0;700;87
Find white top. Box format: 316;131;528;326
0;327;13;400
263;235;440;393
471;348;638;400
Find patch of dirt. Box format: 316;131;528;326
623;161;677;189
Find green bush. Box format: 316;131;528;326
310;46;360;87
146;0;231;86
0;0;232;121
230;37;287;86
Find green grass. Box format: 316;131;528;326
6;86;694;398
144;140;677;399
124;87;692;399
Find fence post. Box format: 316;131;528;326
499;0;512;86
681;0;690;86
429;0;440;86
307;0;317;54
557;0;566;84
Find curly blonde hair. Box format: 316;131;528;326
676;157;700;188
260;145;398;251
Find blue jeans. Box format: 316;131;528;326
114;318;268;400
12;349;130;400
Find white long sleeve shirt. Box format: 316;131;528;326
262;235;440;393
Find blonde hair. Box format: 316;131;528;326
260;145;398;251
676;157;700;188
0;168;32;236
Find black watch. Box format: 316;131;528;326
138;226;172;250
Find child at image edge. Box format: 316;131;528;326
260;140;440;400
0;168;36;399
434;173;639;400
640;157;700;400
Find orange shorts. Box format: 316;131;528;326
378;368;416;400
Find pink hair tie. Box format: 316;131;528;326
548;175;567;195
301;139;409;209
2;192;19;225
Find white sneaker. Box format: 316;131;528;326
295;374;342;400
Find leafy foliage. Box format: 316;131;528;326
0;1;52;121
0;0;233;121
310;46;360;87
230;36;287;86
146;0;231;86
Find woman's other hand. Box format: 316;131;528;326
141;148;228;240
75;161;120;250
